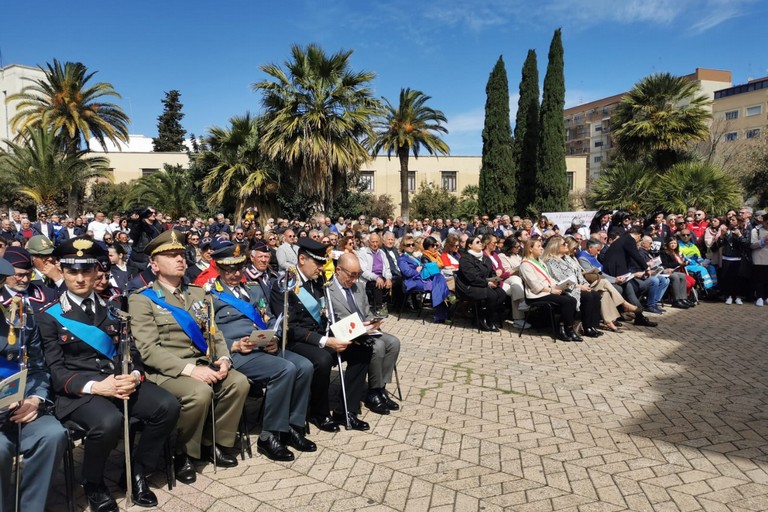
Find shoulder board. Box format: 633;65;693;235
39;297;63;314
187;284;202;289
134;284;151;294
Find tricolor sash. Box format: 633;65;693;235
212;290;268;330
46;303;117;359
139;289;208;354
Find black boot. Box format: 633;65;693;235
557;325;571;342
564;325;583;342
477;301;493;331
486;309;500;332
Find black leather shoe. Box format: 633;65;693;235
83;481;118;512
309;414;340;432
557;325;571;342
672;300;690;309
203;444;238;468
332;411;370;431
583;327;602;338
284;426;317;452
173;453;197;484
131;473;158;508
379;389;400;411
634;315;658;327
257;434;295;461
564;327;583;342
364;392;390;415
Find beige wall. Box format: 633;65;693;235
91;151;191;183
0;64;46;143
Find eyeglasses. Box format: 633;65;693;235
267;237;276;241
338;267;361;279
235;231;244;236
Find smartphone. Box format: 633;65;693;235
370;317;385;324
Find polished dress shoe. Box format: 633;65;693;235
257;434;295;461
83;481;118;512
283;426;317;452
564;327;583;342
364;392;390;415
332;411;370;431
672;300;690;309
557;325;571;342
634;315;658;327
379;389;400;411
309;414;340;432
131;473;158;508
203;444;238;468
174;453;197;484
583;327;602;338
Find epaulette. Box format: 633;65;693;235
39;297;63;314
133;283;152;294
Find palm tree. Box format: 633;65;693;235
648;161;742;215
0;128;110;214
197;113;277;219
124;164;198;218
588;161;655;214
611;72;711;171
253;44;381;211
371;88;450;221
8;59;129;155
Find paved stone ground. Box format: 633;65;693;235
47;300;768;511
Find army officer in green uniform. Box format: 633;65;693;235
128;230;249;484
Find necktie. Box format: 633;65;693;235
173;289;185;306
344;287;364;320
82;298;95;322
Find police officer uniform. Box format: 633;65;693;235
1;247;59;315
210;240;315;461
37;238;180;511
127;230;249;483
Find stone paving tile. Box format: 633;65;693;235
46;302;768;511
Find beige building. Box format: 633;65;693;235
0;64;46;143
564;68;733;182
711;76;768;146
89;135;190;182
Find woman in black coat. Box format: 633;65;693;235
456;235;507;331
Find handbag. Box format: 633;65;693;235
420;261;440;279
582;268;601;283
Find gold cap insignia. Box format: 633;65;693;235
171;231;178;244
234;245;241;257
72;239;93;257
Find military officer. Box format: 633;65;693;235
1;247;59;314
26;235;66;292
210;239;315;461
37;238;180;511
128;230;249;484
269;238;372;433
0;256;68;511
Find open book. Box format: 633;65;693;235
555;275;578;290
330;313;368;342
0;369;27;413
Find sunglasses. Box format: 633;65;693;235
680;234;692;237
404;243;415;247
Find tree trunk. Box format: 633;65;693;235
399;147;410;221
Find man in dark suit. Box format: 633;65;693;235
37;237;180;511
328;253;400;416
0;257;68;511
32;212;55;240
56;217;85;246
601;226;658;327
210;240;315;461
269;238;372;432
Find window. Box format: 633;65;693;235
359;171;374;192
746;105;763;117
407;171;417;193
141;168;159;176
566;171;574;191
441;171;457;192
725;110;739;120
594;141;603;148
594;156;602;163
725;132;738;142
594;125;602;132
747;129;761;139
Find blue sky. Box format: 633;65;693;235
2;0;766;155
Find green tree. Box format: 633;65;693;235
534;29;569;214
371;88;450;221
330;175;395;220
125;164;198;218
612;72;711;171
253;44;381;211
648;161;742;215
197;113;277;220
456;185;480;219
8;59;129;155
153;90;187;152
409;182;456;219
85;182;134;216
513;49;540;216
588;161;655;214
479;56;516;216
0;128;110;215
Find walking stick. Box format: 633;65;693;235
205;292;218;473
111;308;133;508
323;282;351;429
6;296;27;512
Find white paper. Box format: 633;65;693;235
556;276;577;290
0;369;27;412
330;313;367;342
249;329;276;348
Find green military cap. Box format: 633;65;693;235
27;235;55;256
144;230;186;256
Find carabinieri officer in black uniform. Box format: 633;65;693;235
37;238;181;512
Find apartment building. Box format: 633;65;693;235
564;68;733;183
712;76;768;145
0;64;46;143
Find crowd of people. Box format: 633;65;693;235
0;203;766;510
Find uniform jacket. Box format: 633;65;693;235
128;281;229;385
0;320;51;402
269;273;328;348
1;282;59;314
212;279;276;350
37;292;143;417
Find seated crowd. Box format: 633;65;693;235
0;203;766;510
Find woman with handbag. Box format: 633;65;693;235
456;235;508;332
397;235;450;323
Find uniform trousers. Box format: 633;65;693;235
231;350;313;433
158;370;248;459
61;381;180;484
288;342;371;417
0;414;67;511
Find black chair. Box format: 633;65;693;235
519;279;559;341
396;281;430;324
447;293;481;333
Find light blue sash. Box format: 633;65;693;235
295;287;322;325
46;303;117;359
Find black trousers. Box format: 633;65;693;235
365;280;390;311
528;294;578;326
288;342;371;417
62;381;180;484
578;290;602;329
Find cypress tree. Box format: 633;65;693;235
479;56;516;216
535;29;569;213
153;90;187;152
513;49;540;216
